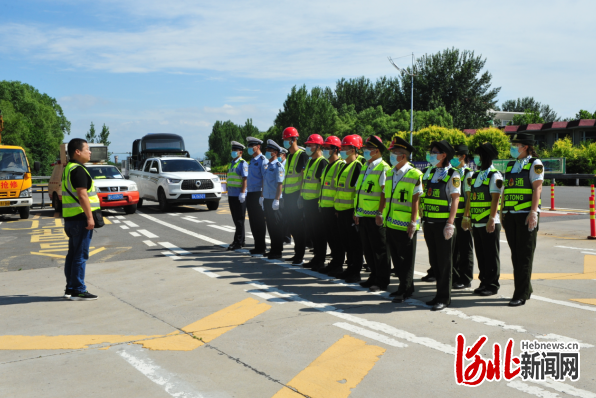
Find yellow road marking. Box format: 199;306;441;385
570;299;596;306
0;298;270;351
104;217;112;225
478;254;596;280
30;252;66;259
97;247;132;263
2;220;39;230
89;247;106;257
272;335;385;398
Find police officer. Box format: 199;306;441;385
462;142;503;297
261;140;285;259
301;134;328;270
335;135;364;283
227;141;248;251
378;135;423;303
354;135;391;292
280;148;292;245
282;127;309;266
246;137;268;256
451;144;474;289
500;133;544;307
421;140;460;311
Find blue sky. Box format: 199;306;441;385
1;0;595;160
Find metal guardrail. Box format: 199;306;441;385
31;176;51;209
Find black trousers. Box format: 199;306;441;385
337;209;363;275
284;191;306;259
503;212;539;300
472;224;501;292
359;217;390;288
264;198;284;255
423;222;456;305
321;207;344;267
246;192;267;252
228;196;246;246
304;199;327;262
387;228;417;297
452;217;474;284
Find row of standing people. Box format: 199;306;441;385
225;128;543;311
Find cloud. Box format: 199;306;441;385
59;94;110;111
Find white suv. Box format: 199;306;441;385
130;157;222;211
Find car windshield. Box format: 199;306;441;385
161;159;205;173
0;149;28;179
88;166;124;179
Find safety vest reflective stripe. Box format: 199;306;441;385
425;212;451;218
504;188;533;194
227;159;246;188
334;160;360;211
388;198;412;207
354;160;390;217
455;167;472;218
283;149;305;194
320;159;345;207
421;167;454;221
469;169;498;223
301;157;325;200
470;201;492;207
503;158;541;212
61;163;101;218
423;198;448;206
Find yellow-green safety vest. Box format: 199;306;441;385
283;149;305;194
334;160;360;211
319;158;345;208
61;162;101;218
382;166;423;231
455;166;472;217
503;158;541;212
227;158;247;189
469;167;499;223
354;160;391;217
301;156;325;200
421;168;457;221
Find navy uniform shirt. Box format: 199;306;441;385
247;153;267;192
262;159;285;199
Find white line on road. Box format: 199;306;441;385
130;232;141;237
507;381;561;398
192;267;220;278
532;378;596;398
143;240;156;247
333;322;407;348
137;211;225;245
159;242;192;256
120;225;129;230
113;219;121;224
117;345;207;398
532;295;596;313
161;251;178;257
555;245;596;252
124;221;139;228
116;216;125;219
138;229;158;238
245;289;287;304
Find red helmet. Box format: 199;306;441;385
282;127;299;139
324;136;342;148
305;134;324;145
342;135;362;149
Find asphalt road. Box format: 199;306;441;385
1;197;596;397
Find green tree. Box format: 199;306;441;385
466;127;511;159
205;119;262;167
574;110;596;120
0;81;70;175
85;122;97;143
330;76;404;115
411;126;467;161
98;123;111;147
510;109;545;125
400;48;500;130
501;97;559;122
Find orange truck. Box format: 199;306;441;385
0;111;41;219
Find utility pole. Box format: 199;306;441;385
388;55;417;158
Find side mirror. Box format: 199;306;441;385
124;175;130;180
149;167;158;173
33;161;41;173
205;166;211;172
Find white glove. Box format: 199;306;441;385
272;200;280;210
486;217;496;233
462;216;471;231
443;222;455;240
407;221;417;240
297;196;304;209
525;211;538;231
259;196;264;210
239;192;246;203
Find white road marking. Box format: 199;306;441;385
208;225;237;232
117;345;206;398
181;217;215;224
245;289;287;304
158;242;192;256
130;232;141;237
143;240;156;247
532;295;596;313
555;245;596;252
120;225;129;230
124;221;139;228
507;381;561;398
192;267;220;278
108;216;115;219
137;211;225;245
116;216;125;219
138;229;158;238
581;252;596;255
333;322;407;348
536;333;594;349
161;251;178;257
113;219;121;224
531;378;596;398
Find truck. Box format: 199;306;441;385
0;110;40;219
125;133;222;212
48;142;140;214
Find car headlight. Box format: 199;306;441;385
167;179;182;184
19;189;31;198
128;183;138;191
211;177;220;183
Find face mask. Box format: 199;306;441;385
363;150;372;161
450;158;461;168
390;153;399;165
265;151;272;160
510;146;520;159
231;151;238;158
305;147;313;156
429;154;439;166
473;155;480;165
283;140;291;149
340;150;349;158
322;150;331;159
248;147;254;156
426;152;431;162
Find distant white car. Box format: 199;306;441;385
86;165;140;214
129;157;222;211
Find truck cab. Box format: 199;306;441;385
0;145;40;219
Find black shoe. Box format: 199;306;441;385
327;268;344;278
344;275;361;283
431;303;448;311
452;282;466;289
337;271;350;280
359;280;374;288
426;298;438;306
292;258;304;266
389;290;401;297
304;260;322;269
285;256;297;262
250;249;266;256
63;289;74;298
508;299;526;307
392;293;411;303
228;243;242;251
479;289;498;297
267;253;282;260
70;291;98;301
473;286;487;295
369;285;386;293
421;275;436;282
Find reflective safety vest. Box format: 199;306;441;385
469;167;498;223
382;166;423;231
319;158;345;208
421;168;456;222
356;155;366;165
61;162;101;218
227;158;247;189
334;160;360;211
419;166;432;214
301;156;325;200
354;160;391;217
283;149;305;194
455;166;472;218
503;158;541;212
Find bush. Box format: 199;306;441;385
540;138;596;185
410;126;466;161
466;127;511;159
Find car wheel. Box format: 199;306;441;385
158;189;170;212
124;204;137;214
137;198;143;208
19;206;30;219
206;201;219;211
